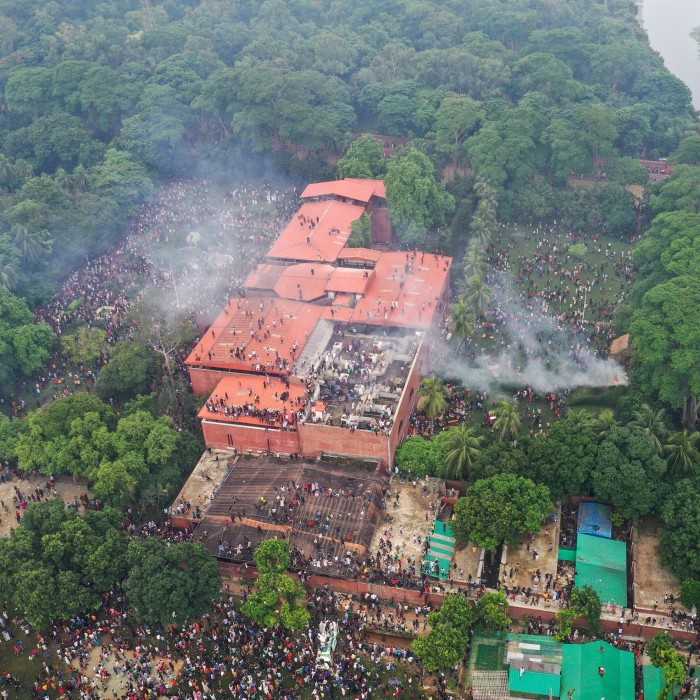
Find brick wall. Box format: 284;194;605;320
201;420;301;453
298;423;391;465
387;343;426;460
190;367;232;395
368;203;392;245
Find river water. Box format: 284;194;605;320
638;0;700;109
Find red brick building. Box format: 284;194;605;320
186;178;452;467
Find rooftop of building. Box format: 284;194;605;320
296;325;420;426
243;252;452;328
266;199;366;263
300;178;386;203
321;251;451;331
192;456;390;575
185;297;324;374
199;373;311;428
275;263;335;301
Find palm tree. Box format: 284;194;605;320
493;400;520;443
474;177;497;206
467;236;488;258
72;164;88;194
55;167;72;192
0;154;15;189
465;276;492;316
0;256;18;290
462;248;486;280
11;225;48;263
442;424;485;481
418;376;449;434
13;160;33;188
665;430;700;478
590;409;618;438
629;403;667;455
470;217;493;248
567;408;593;427
451;300;475;351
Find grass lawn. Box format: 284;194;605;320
490;225;633;325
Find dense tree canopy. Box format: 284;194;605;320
526;418;597;500
452;474;553;550
124;538;221;627
661;479;700;579
0;0;691;398
591;426;668;520
8;394;186;508
0;500;128;629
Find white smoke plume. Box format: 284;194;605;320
437;273;627;393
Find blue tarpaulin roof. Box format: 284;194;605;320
578;502;613;539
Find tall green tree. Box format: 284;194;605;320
665;430;700;478
630;276;700;428
592;427;668;521
450;300;476;351
337;134;386;179
527;417;598;500
0;501;127;629
474;591;511;632
628;404;667;456
442;424;484;481
124;538;221;627
493;400;521;443
452;474;553;550
385;147;454;245
418;377;449;433
661;479;700;578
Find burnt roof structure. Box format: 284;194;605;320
193;456;389;576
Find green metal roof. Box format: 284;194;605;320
509;669;560;697
643;665;668;700
560;641;635;700
575;533;628;606
558;547;576;561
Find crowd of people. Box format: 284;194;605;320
6;570;430;700
19;179;299;413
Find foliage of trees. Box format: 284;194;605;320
7;394;188;509
124;538;221;627
591;426;668;521
452;474;553;550
526;418;597;500
385;147;454;245
0;287;55;391
242;539;310;630
680;578;700;612
646;632;688;696
474;591;511;632
413;593;474;671
337;135;386;180
0;500;128;629
661;479;700;579
0;0;688;395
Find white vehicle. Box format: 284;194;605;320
315;620;339;670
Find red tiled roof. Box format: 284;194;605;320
321;251;452;330
326;268;373;295
323;305;354;322
345;178;387;200
185;298;324;375
337;248;382;263
274;263;334;301
300;178;387;203
199;373;309;428
244;264;285;292
332;293;354;307
266;200;365;263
